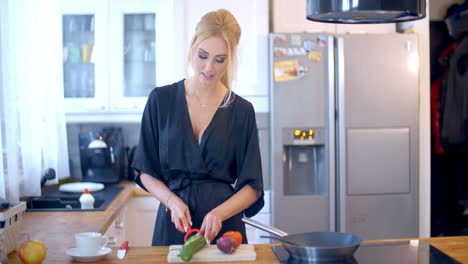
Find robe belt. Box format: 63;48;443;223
166;173;230;207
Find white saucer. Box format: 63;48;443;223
65;247;112;262
59;182;105;193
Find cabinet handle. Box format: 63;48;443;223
108;236;116;246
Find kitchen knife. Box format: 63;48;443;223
117;241;128;260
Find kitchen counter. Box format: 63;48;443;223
7;182;135;263
7;182;468;263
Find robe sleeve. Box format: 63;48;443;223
234;103;265;217
131;89;165;192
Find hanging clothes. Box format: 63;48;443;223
431;41;457;154
440;35;468;147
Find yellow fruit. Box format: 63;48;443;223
18;240;46;264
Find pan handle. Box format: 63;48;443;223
260;235;301;246
242;217;289;237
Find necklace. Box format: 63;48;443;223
186;80;220;108
193;94;213;107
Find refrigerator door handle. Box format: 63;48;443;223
336;36;347;233
327;35;336;232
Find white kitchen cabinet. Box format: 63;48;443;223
61;0;183;122
104;195;158;247
124;196;159;247
62;0;269;122
104;206;128;247
245;190;271;244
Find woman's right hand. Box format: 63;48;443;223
167;195;192;233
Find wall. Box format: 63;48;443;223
430;0;464;20
271;0;431;238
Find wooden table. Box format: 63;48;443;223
7;182;468;263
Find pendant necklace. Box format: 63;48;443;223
193;89;216;108
187;80;220;108
195;95;210;107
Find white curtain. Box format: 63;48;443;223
0;0;70;202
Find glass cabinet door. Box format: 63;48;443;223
62;0;109;114
108;0;178;112
62;0;179;115
62;15;95;98
123;14;156;97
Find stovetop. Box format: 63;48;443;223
272;240;461;264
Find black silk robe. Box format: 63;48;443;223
131;80;264;246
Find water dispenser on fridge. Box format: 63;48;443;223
282;128;326;196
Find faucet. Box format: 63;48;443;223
40;168;56;190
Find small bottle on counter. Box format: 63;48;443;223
79;188;95;209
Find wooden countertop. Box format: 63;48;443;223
7;183;468;263
7;182;135;263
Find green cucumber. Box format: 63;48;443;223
179;234;206;261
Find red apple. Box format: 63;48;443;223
18;239;46;264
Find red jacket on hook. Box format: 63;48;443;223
431;41;457;154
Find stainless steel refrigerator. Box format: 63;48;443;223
270;33;419;240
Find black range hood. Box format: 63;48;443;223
306;0;426;24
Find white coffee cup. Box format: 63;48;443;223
75;232;109;256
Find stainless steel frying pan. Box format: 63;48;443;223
242;217;363;261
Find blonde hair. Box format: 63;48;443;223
188;9;241;107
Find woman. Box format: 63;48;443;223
131;9;264;246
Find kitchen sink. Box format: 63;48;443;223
27;198;105;210
25;185;123;211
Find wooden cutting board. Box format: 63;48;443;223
167;244;256;262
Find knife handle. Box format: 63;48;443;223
120;241;129;249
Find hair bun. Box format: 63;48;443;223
196;9;241;45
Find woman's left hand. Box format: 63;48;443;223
200;210;223;243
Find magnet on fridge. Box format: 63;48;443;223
287;48;306;56
296;48;307;55
303;39;316;52
316;36;327;47
274;59;299;82
274;60;309;82
273;34;287;45
274;47;287;58
290;35;302;46
308;51;322;62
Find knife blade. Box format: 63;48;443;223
117;241;128;260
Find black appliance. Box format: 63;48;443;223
272;240;461;264
306;0;426;24
79;128;127;184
